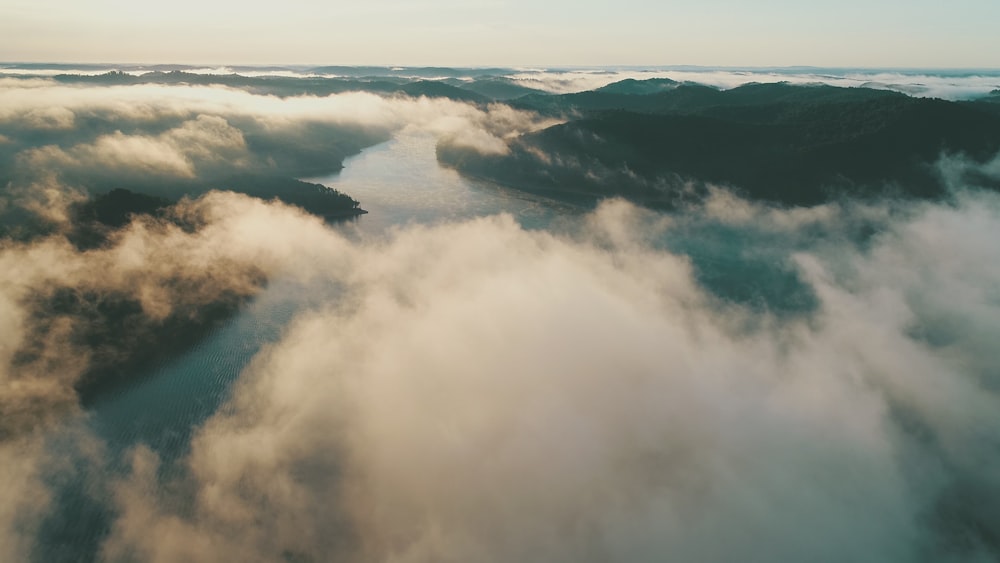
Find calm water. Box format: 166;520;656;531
305;131;583;234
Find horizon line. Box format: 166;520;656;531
4;61;1000;73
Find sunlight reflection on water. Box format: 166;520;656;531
304;132;582;234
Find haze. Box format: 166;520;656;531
3;0;1000;67
3;0;1000;559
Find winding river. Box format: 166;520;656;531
37;132;583;560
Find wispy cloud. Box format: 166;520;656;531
87;194;1000;562
509;68;1000;99
1;74;999;562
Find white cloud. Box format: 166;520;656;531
0;80;555;147
19;115;250;180
2;73;999;562
85;194;1000;562
508;68;1000;99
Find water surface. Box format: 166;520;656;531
305;131;582;234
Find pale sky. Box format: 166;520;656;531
2;0;999;67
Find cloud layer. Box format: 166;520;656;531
1;75;999;562
506;68;1000;99
0;78;557;208
0;68;554;547
79;194;1000;562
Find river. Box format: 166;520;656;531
37;131;819;560
36;132;585;561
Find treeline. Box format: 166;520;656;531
440;81;1000;207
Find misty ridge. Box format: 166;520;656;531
441;80;1000;206
1;66;1000;562
4;66;1000;216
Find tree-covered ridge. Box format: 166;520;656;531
215;175;361;217
441;81;1000;207
4;178;360;404
50;70;495;103
65;181;359;250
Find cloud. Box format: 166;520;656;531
0;438;56;562
0;76;558;446
2;73;999;562
0;190;356;556
936;151;1000;194
507;68;1000;100
0;79;558;217
0;191;356;443
19;115;250;180
86;194;1000;562
0;79;553;152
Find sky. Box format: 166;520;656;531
2;0;999;67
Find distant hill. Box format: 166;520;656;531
508;81;907;117
978;89;1000;110
441;81;1000;207
398;80;490;103
452;78;548;100
213;175;362;218
305;66;512;79
594;77;679;95
52;71;500;103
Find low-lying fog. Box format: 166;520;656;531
1;73;999;562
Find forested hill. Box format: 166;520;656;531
440;81;1000;207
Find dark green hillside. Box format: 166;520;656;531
593;77;679;95
454;78;548;100
442;82;1000;207
509;81;906;118
398;80;490;103
214;175;362;217
52;71;493;102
